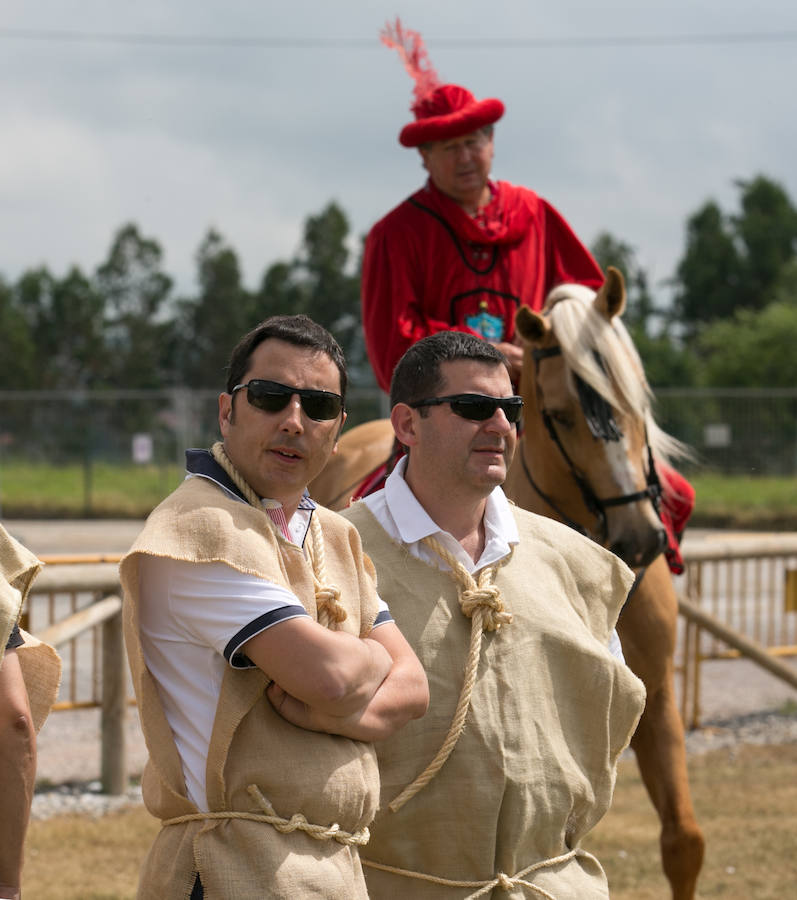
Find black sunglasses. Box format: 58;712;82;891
410;393;524;424
232;379;344;421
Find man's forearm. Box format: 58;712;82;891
267;623;429;740
245;620;393;717
0;653;36;895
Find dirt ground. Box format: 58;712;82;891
8;518;797;785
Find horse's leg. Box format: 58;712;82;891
616;555;705;900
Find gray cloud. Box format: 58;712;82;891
1;1;795;304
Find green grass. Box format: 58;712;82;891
690;472;797;528
2;461;797;528
0;461;182;518
21;743;797;899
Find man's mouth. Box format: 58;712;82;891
271;447;303;460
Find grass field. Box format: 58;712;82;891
2;461;797;528
22;743;797;898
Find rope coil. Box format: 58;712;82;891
210;441;346;628
387;536;512;812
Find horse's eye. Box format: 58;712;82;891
548;410;574;429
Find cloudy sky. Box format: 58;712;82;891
2;2;795;305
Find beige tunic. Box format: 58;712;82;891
120;477;382;900
0;523;61;733
344;503;646;899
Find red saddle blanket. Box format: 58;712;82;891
656;460;695;575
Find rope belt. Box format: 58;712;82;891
388;537;513;813
162;784;370;847
362;846;601;899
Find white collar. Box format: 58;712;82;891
369;456;518;572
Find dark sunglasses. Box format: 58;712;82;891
232;379;344;421
410;393;524;424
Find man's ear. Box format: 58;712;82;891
419;147;430;173
390;403;419;449
331;410;348;451
219;392;233;435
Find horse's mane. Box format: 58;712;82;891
544;283;687;464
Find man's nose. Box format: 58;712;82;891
485;408;513;433
278;395;304;431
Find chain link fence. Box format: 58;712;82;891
0;387;389;515
654;388;797;475
0;388;795;514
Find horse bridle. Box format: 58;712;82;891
520;344;663;545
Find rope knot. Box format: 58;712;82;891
460;584;513;631
496;872;515;890
315;583;348;625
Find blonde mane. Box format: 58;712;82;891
543;283;686;464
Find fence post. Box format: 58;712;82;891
101;607;127;795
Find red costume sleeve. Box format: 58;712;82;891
541;200;604;300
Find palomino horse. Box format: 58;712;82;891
309;268;704;899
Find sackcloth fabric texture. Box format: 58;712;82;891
343;501;646;899
0;522;61;733
120;472;383;900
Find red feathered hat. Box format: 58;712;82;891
381;19;505;148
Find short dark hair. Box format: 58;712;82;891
225;314;347;399
389;331;509;410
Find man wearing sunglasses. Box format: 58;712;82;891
342;331;646;899
120;315;428;900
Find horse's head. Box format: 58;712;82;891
508;267;669;568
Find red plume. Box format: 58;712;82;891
380;17;440;108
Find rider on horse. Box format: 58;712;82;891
360;18;694;573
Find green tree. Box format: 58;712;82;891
255;202;369;379
95;223;174;388
177;229;256;388
0;276;37;388
671;174;797;337
697;297;797;388
14;265;107;388
733;175;797;308
590;232;696;387
671;201;741;333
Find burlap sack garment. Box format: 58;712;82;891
343;502;646;900
120;475;382;899
0;523;61;733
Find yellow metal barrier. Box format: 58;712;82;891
22;554;128;794
679;535;797;729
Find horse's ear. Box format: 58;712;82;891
515;306;550;345
593;266;626;321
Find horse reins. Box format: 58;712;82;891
522;344;663;546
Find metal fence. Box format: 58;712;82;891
1;387;796;510
0;387;390;515
21;556;128;794
655;387;797;475
677;535;797;728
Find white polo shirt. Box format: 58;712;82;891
138;471;391;811
360;457;625;660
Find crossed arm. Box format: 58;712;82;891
0;650;36;900
244;618;429;742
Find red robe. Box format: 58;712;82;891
361;178;692;572
361;178;604;392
